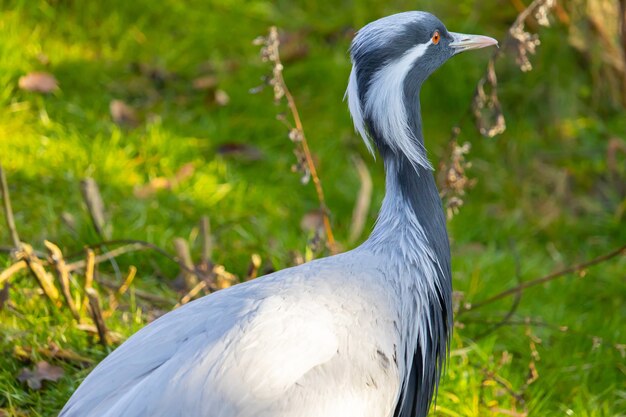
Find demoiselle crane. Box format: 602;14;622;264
60;11;497;417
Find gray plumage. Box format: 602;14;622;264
60;11;496;417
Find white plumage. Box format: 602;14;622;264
60;11;496;417
62;252;405;417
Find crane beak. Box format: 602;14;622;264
449;32;498;55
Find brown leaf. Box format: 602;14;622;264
18;72;58;93
17;361;64;390
109;100;138;126
216;143;263;161
192;75;218;90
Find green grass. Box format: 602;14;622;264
1;0;625;415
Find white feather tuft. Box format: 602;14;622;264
364;42;433;171
345;66;374;156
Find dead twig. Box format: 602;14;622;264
85;287;109;346
0;164;21;250
66;242;145;272
81;249;95;315
200;216;212;265
77;239;225;291
19;243;60;304
80;178;109;239
97;276;174;306
246;253;262;280
44;241;80;321
0;260;27;286
176;281;208;307
256;27;336;253
461;244;626;314
173;238;198;290
117;265;137;296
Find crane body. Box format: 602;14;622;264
60;11;497;417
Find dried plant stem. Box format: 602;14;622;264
85;287;109;346
97;276;173;306
462;244;626;314
80;178;108;239
246;253;262;280
20;243;60;304
0;260;26;285
176;281;208;307
263;27;336;253
81;249;95;315
284;83;336;252
0;165;20;249
45;241;80;321
200;216;212;264
117;265;137;296
174;238;198;290
66;242;145;272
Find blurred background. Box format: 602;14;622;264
0;0;625;415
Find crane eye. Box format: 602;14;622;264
432;31;441;45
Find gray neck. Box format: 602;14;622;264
361;94;452;417
364;95;450;270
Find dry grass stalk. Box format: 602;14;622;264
66;242;145;272
348;156;372;244
85;287;109;346
117;265;137;296
80;178;109;239
0;165;21;250
0;260;26;286
255;27;336;253
97;276;173;306
213;264;237;289
44;241;80;321
81;249;95;315
176;281;208;307
246;253;262;280
200;216;213;265
19;243;60;304
460;243;626;314
173;238;198;290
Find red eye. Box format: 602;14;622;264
432;31;441;45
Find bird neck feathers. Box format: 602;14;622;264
351;50;453;417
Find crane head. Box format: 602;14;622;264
346;12;497;169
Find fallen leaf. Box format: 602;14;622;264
17;361;64;390
214;89;230;106
110;99;138;126
192;75;218;90
18;72;58;93
216;143;263;161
